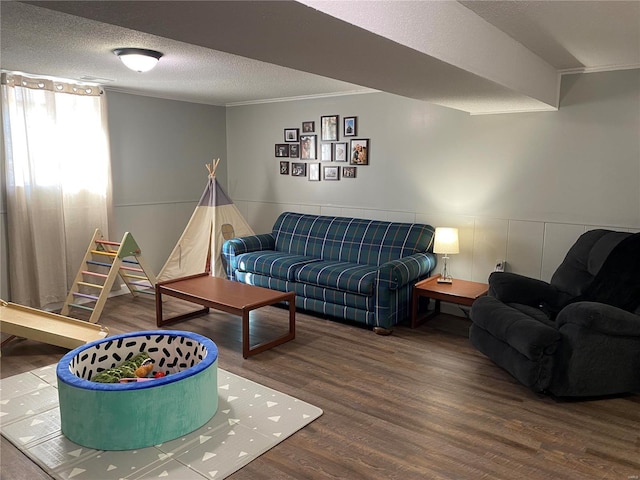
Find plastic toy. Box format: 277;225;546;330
92;352;151;383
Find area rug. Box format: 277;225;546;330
0;364;322;479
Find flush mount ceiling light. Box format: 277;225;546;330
113;48;163;72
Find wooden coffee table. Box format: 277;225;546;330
411;274;488;328
156;273;295;358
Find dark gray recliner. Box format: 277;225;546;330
470;229;640;397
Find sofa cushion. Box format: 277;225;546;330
272;212;434;266
234;272;375;311
236;251;319;281
294;261;379;295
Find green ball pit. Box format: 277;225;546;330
56;330;218;451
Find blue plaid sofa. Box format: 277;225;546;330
222;212;437;329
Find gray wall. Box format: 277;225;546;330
1;70;638;301
106;92;227;275
0;92;226;301
226;70;640;283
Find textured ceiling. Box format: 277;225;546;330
1;1;639;114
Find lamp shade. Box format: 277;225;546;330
113;48;163;72
433;227;459;254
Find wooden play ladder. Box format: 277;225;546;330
61;229;157;324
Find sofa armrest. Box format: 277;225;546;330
378;252;437;289
556;301;640;337
221;233;275;280
488;272;570;309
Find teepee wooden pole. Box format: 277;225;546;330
206;158;220;178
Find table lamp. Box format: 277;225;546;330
433;227;459;284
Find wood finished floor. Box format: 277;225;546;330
1;295;639;480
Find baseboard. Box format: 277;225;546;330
44;284;144;314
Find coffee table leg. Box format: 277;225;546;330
288;295;296;338
243;294;296;358
155;285;163;327
242;310;250;359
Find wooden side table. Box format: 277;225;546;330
411;274;488;328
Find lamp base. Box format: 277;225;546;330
437;255;454;283
437;276;453;284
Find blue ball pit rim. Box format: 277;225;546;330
57;330;218;392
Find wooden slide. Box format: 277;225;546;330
0;300;109;350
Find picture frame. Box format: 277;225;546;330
289;144;300;158
302;121;315;133
321;115;339;141
300;135;317;160
321;143;332;161
284;128;299;142
333;142;348;162
279;161;290;175
323;165;340;181
291;162;307;177
342;166;357;178
275;144;290;157
308;163;321;181
349;138;369;165
343;117;357;137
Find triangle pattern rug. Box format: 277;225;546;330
0;364;322;479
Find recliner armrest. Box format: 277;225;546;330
471;296;561;360
488;272;569;309
556;301;640;336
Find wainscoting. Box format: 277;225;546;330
233;199;639;285
5;200;634;311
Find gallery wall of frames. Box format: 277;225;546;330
274;115;368;181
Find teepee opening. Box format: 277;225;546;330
221;224;235;240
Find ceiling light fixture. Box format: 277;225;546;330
113;48;163;73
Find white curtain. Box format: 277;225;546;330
1;73;112;309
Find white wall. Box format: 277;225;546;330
226;70;640;283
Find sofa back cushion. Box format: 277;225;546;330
272;212;435;266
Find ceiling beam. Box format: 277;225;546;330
28;0;560;114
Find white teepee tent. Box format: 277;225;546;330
157;161;255;281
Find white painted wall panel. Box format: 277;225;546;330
506;220;545;279
339;207;366;219
417;212;475;281
319;206;343;217
471;217;509;283
541;223;586;282
360;209;416;223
